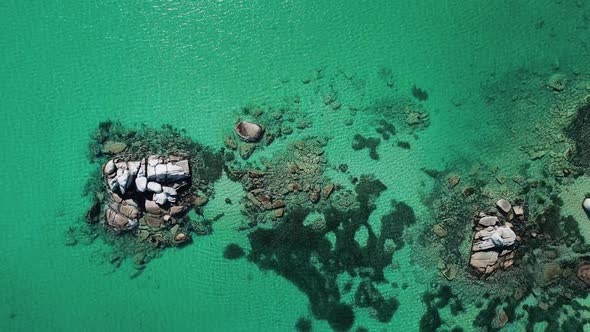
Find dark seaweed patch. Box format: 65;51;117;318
223;243;246;259
327;304;355;331
565;103;590;171
380;201;416;250
295;317;312;332
397;141;411;149
412;85;429;101
375;119;396;140
352;134;380;160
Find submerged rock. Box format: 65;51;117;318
234;121;264;142
496;199;512;214
577;264;590;285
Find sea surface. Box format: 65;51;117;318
2;1;590;331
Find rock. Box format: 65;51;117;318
496;199;512;214
234;121;264;142
144;215;163;228
447;175;460;188
147;181;162;193
463;187;475;197
170;205;187;216
497;226;516;246
479;216;498;227
135;176;147;192
137;229;150;242
239;143;256;159
116;170;131;194
542;262;562;285
547;73;567;91
146;156;190;183
583;198;590;213
173;233;191;246
493;309;509;329
103;141;127;154
274;208;285;218
103;160;116;175
577;264;590;285
442;264;456;281
162;186;177;197
323;183;335;198
309;191;320;203
192;195;208;207
153;192;168;205
104;206;137;230
470;251;499;274
145;200;163;215
432;224;448;237
513;205;524;216
491;232;504;246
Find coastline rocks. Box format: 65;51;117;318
234;121;264;142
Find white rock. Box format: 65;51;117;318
162;186;177;196
135;177;147;192
583;198;590;213
147;182;163;193
117;170;130;194
153;192;168;205
496;199;512;214
499;227;516;246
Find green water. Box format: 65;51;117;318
2;1;590;331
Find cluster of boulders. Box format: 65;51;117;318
101;155;194;246
469;199;524;277
228;138;335;227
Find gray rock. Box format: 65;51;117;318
496;199;512;214
116;170;131;194
479;216;498;227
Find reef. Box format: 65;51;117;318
78;121;224;269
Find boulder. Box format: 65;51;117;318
433;224;448;237
145;200;163;215
104;206;137;230
479;216;498;227
496;199;512;214
577;264;590;285
146;156;190;183
470;251;499;274
116;170;131;194
153;192;168;205
103;160;116;176
147;181;163;193
447;175;460;188
583;198;590;213
497;226;516;246
135;176;147;192
234;121;264;142
513;205;524;217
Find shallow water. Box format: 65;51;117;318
2;1;590;331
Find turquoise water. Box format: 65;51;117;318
2;1;590;331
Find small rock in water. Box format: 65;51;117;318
583;198;590;213
234;121;264;142
496;199;512;214
447;175;460;188
432;224;448;237
103;141;127;154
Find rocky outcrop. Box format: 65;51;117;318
469;200;524;277
101;155;192;234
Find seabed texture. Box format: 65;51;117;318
3;1;590;331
